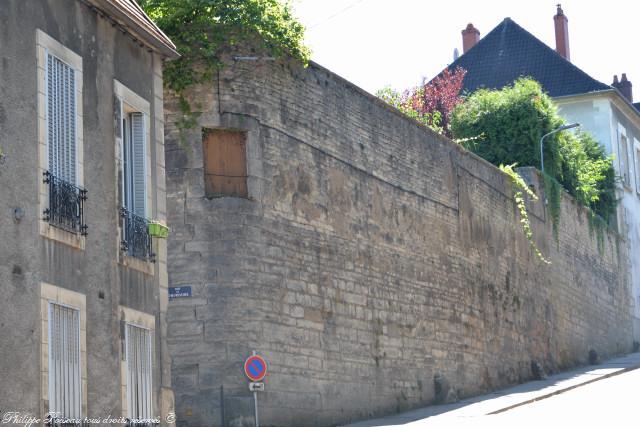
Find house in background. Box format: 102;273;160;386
440;5;640;342
0;0;178;424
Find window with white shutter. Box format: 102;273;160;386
48;302;82;421
46;52;77;184
114;81;153;263
123;112;147;217
125;324;153;421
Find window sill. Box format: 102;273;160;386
119;253;155;276
40;221;85;250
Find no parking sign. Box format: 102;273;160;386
244;353;268;427
244;354;268;382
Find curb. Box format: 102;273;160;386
487;363;640;415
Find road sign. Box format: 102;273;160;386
249;382;265;392
244;354;268;382
169;286;192;299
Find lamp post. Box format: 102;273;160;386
540;123;580;173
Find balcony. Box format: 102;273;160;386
43;171;88;235
120;207;155;262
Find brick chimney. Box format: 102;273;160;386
554;4;570;60
462;23;480;54
612;74;633;102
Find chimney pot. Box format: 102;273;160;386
462;23;480;54
554;4;570;61
612;73;633;103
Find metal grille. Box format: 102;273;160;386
126;324;153;421
120;207;154;261
46;52;76;185
48;303;82;422
43;171;88;235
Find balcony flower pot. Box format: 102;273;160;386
148;221;169;238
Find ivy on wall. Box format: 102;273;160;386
140;0;309;92
500;164;550;264
449;79;617;255
140;0;310;138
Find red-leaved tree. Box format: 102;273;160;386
377;67;466;138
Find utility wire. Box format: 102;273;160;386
308;0;368;30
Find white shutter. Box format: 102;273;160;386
49;303;82;421
126;324;153;420
46;52;77;184
130;113;146;217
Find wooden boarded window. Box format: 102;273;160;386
203;129;248;198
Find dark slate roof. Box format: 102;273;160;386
634;102;640;112
446;18;610;97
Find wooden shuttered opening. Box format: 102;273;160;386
203;129;248;198
126;324;153;420
130;113;147;217
46;52;77;184
121;111;147;217
49;303;82;420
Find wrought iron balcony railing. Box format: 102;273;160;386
120;207;155;262
43;171;88;235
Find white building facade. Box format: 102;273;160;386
557;91;640;341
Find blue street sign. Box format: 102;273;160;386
169;286;192;299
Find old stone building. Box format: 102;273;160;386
163;55;633;426
0;0;177;424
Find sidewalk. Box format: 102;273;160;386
340;351;640;427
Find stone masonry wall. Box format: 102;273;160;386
164;56;633;427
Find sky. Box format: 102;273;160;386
291;0;640;96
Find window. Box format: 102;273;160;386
37;30;86;241
46;52;77;184
125;324;153;421
122;111;147;217
48;303;82;422
635;142;640;194
619;132;630;187
203;129;248;198
114;81;153;262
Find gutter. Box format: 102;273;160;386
83;0;179;59
554;88;640;125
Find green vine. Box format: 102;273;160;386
587;211;607;255
542;173;562;242
500;164;550;264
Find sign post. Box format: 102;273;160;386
244;352;268;427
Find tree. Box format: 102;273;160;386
139;0;310;93
376;67;466;138
450;78;616;223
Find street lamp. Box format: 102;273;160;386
540;123;580;173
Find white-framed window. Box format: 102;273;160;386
634;139;640;194
618;127;630;187
40;283;87;422
114;81;153;263
122;111;147;217
37;29;83;187
37;29;85;247
48;302;82;421
125;323;153;420
46;52;78;184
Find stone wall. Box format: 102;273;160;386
164;57;633;427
